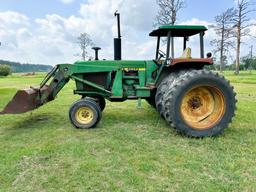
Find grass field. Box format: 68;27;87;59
0;71;256;192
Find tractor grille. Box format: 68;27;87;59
83;72;109;91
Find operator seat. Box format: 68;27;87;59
180;47;192;59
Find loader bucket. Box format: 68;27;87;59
0;85;51;115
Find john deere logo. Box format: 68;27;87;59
123;68;146;72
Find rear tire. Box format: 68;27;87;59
69;99;102;129
145;90;156;108
155;69;192;118
163;69;237;138
155;75;171;117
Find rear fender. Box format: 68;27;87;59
156;59;213;87
170;58;213;68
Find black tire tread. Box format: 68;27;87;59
155;69;193;118
69;98;102;129
163;69;237;137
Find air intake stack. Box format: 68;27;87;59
92;47;101;60
114;11;122;60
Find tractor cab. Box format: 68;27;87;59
149;25;213;66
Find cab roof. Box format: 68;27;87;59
149;25;208;37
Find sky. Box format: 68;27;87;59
0;0;255;65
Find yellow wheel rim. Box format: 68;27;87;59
75;107;94;125
180;86;226;130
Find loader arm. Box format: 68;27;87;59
0;65;70;114
39;65;70;103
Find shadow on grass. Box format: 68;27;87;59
103;106;159;122
8;113;57;131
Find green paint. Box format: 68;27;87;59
74;90;110;97
159;25;207;30
149;25;208;37
138;71;146;87
112;70;123;97
71;75;111;94
135;86;151;97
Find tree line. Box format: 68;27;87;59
206;56;256;71
0;65;11;76
0;60;52;74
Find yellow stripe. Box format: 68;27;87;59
122;68;146;71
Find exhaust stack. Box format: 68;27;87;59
114;11;122;60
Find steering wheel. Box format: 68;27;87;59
156;50;167;63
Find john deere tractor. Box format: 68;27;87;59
1;12;237;137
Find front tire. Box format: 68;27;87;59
69;99;102;129
81;96;106;111
163;70;237;138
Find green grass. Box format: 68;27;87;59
0;71;256;192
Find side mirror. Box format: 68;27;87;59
207;52;212;58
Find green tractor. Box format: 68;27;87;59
1;13;237;138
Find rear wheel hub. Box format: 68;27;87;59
188;96;202;109
180;86;226;130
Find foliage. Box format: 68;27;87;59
0;65;11;76
0;72;256;191
211;0;255;74
77;33;94;61
210;8;236;72
0;59;53;73
155;0;186;26
206;63;248;71
241;56;256;70
232;0;256;74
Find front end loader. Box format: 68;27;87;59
0;12;237;138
